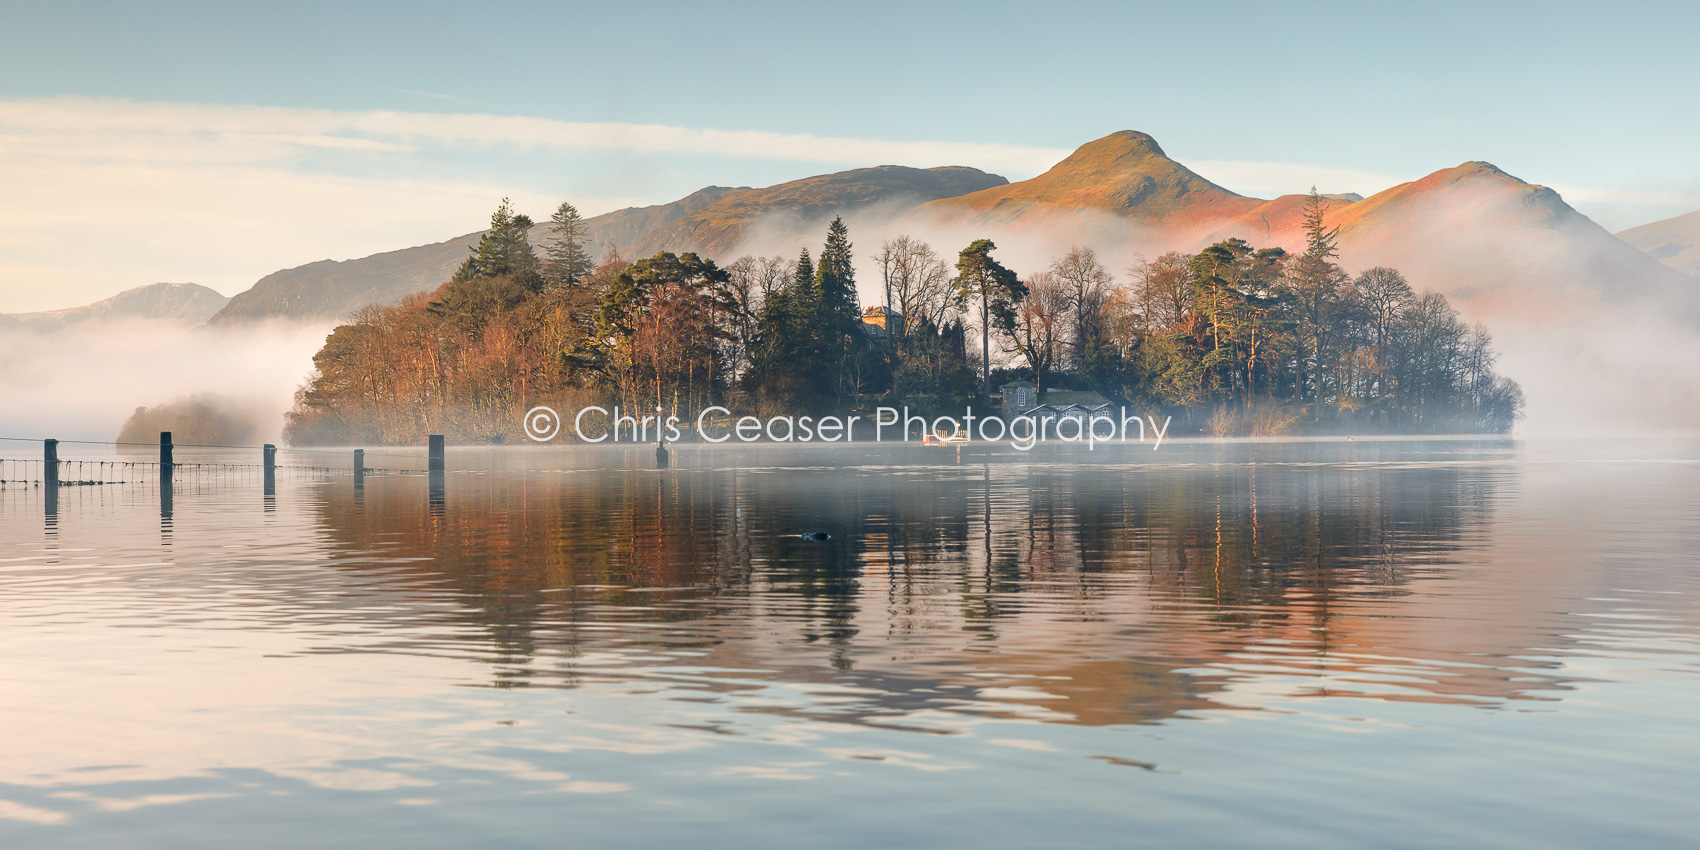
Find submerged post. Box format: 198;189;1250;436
262;444;276;501
44;438;59;524
427;434;445;515
160;431;174;518
353;448;365;489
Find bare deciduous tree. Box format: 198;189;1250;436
1006;271;1067;391
874;235;957;339
1050;245;1112;367
1128;252;1193;332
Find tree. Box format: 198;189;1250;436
813;217;863;403
721;257;769;383
748;248;822;407
1049;245;1112;370
590;251;731;411
1129;252;1193;332
1008;272;1067;390
1282;190;1349;418
874;235;956;341
455;198;542;291
1301;186;1340;261
953;239;1026;400
543;201;594;290
1354;266;1414;399
814;217;859;327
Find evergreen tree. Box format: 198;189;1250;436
813;217;862;404
1285;192;1349;417
748;250;813;399
455;198;542;291
814;217;859;327
792;247;815;294
1301;186;1341;260
543;201;594;290
953;239;1026;400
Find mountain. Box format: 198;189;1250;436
4;282;229;329
623;165;1007;258
210;166;1005;324
914;131;1691;315
584;185;742;255
1617;210;1700;277
919;130;1264;229
208;234;481;325
1310;162;1694;310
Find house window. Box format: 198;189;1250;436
1017;388;1027;408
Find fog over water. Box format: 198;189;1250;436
0;319;331;443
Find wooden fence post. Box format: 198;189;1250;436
159;431;174;518
428;435;444;472
427;434;445;514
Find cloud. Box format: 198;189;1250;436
0;97;1072;173
1188;159;1411;199
1545;185;1700;209
0;97;1073;312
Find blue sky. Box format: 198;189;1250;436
1;0;1696;311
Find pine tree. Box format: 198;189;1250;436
814;217;859;326
792;247;815;295
813;217;862;404
1302;186;1340;260
953;239;1026;401
543;201;594;290
454;198;542;290
1286;188;1348;418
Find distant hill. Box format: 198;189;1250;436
1618;210;1700;277
209;166;1006;324
919;130;1266;229
584;185;742;255
1310;162;1694;311
623;165;1007;257
914;131;1692;314
208;234;481;325
4;282;229;329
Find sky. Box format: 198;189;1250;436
1;0;1697;312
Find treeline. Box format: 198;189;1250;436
284;192;1522;445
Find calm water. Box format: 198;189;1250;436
2;439;1698;848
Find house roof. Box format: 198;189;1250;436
1033;390;1113;408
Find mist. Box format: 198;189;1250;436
723;196;1700;436
0;318;333;445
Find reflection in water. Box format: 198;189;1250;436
3;440;1699;849
311;442;1542;723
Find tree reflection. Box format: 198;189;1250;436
313;442;1558;724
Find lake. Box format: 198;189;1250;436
2;438;1698;848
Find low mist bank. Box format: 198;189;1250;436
0;319;333;444
715;204;1700;437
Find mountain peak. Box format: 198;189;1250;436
1444;161;1521;184
916;129;1251;224
1075;129;1167;160
5;282;229;328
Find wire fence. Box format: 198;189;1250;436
0;435;436;488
